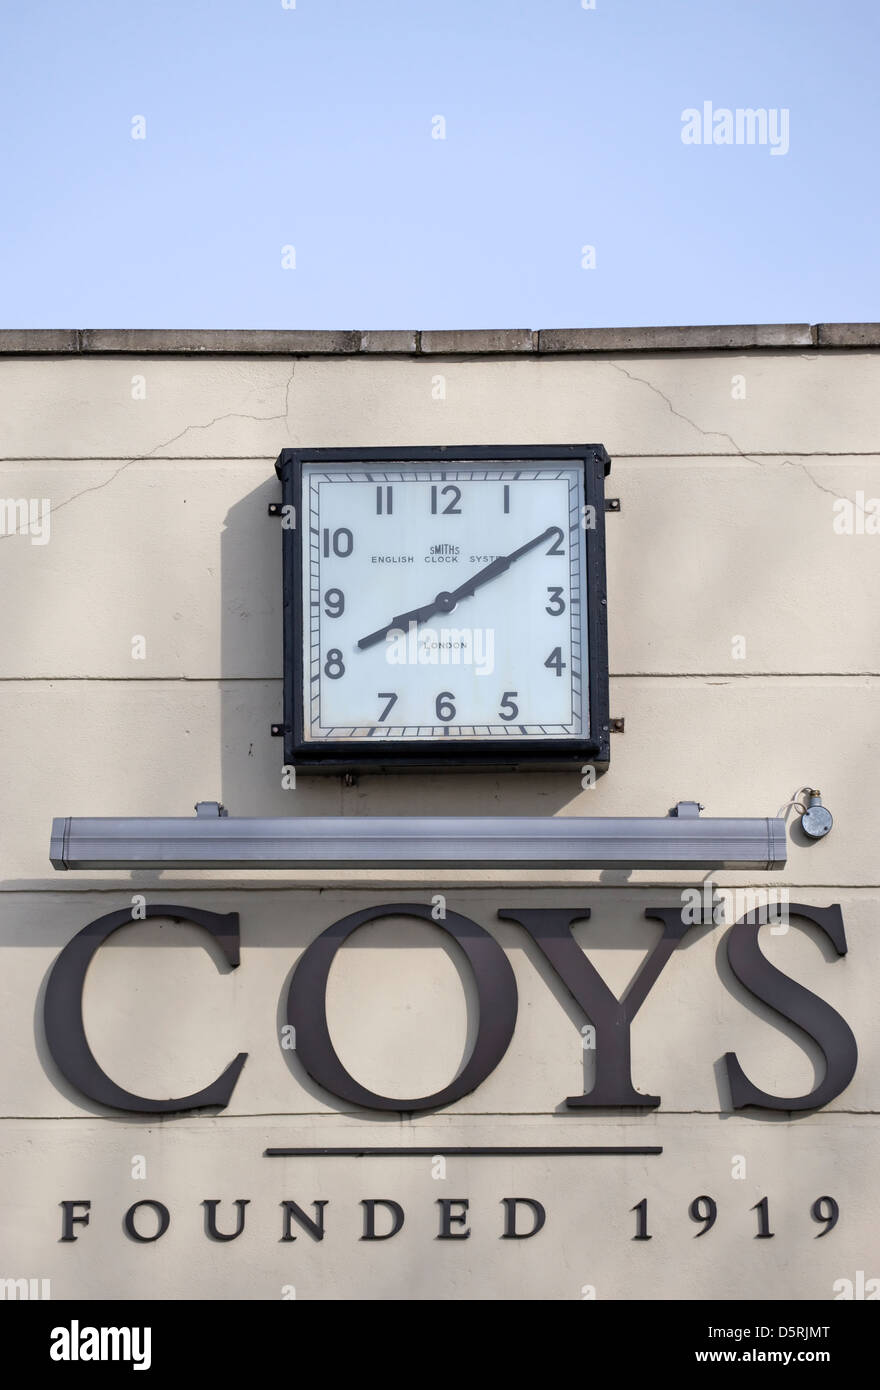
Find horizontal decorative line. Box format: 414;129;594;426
264;1145;663;1157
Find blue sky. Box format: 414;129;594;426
1;0;877;329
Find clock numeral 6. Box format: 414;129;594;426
436;691;456;722
323;588;345;617
322;527;354;558
544;647;566;676
323;649;345;679
545;586;566;616
499;692;519;721
377;692;398;722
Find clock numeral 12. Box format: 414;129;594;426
430;485;462;515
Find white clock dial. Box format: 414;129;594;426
301;462;589;742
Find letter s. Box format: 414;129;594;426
723;903;857;1110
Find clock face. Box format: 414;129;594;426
298;459;592;745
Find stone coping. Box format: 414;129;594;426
0;324;877;356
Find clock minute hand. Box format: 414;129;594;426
447;525;559;603
356;524;560;650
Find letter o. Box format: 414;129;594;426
286;903;517;1110
124;1200;170;1242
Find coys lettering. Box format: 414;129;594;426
42;901;857;1116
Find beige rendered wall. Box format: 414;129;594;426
0;334;878;1299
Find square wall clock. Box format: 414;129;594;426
274;445;611;773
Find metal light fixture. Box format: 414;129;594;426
50;801;787;871
800;789;833;840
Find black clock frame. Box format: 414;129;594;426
274;444;611;774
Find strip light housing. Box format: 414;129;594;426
50;807;787;871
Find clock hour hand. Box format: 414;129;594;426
357;598;445;650
356;524;560;650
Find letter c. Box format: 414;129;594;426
43;904;247;1112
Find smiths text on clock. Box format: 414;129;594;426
274;445;611;773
